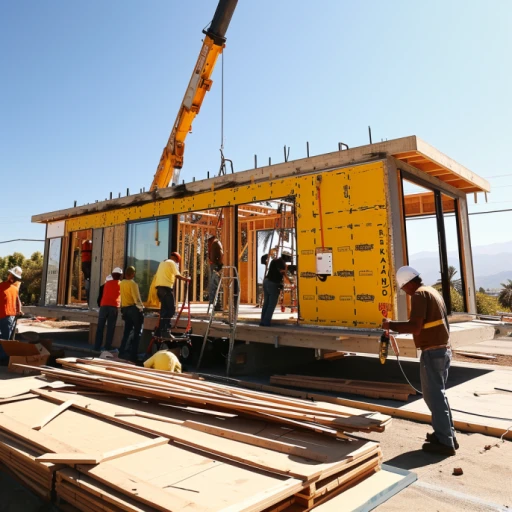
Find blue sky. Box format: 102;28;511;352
1;0;511;259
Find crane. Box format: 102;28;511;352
150;0;238;191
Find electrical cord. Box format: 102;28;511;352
390;334;423;395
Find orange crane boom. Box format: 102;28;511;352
150;0;238;191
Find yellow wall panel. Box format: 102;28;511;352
64;161;395;328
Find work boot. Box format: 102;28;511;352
422;441;456;456
426;432;459;450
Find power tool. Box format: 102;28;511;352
379;330;390;364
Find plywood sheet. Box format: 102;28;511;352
0;376;50;399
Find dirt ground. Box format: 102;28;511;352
452;352;512;367
357;418;512;511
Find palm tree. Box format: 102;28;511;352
436;265;462;294
498;279;512;309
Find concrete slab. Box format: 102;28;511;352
395;321;497;354
455;337;512;357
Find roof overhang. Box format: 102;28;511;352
392;137;489;194
32;135;490;224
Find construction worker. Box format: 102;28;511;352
382;266;458;456
81;239;93;300
260;251;292;327
94;267;122;352
0;267;22;358
154;252;190;336
207;234;224;311
97;274;113;307
119;266;144;362
144;350;182;373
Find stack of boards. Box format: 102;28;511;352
270;375;417;402
0;358;392;512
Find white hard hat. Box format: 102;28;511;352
112;267;123;274
105;275;113;282
8;266;22;280
396;266;420;289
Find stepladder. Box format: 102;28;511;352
197;266;240;375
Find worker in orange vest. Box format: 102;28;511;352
94;268;122;351
0;266;23;360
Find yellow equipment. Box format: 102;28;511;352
144;350;182;373
150;0;238;191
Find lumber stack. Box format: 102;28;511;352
0;430;59;500
19;358;391;436
270;374;417;401
0;362;394;511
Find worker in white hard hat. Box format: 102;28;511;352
94;268;123;352
0;267;23;354
382;266;457;456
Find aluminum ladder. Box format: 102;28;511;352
196;265;240;375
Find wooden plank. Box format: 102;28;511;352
37;438;168;465
32;388;380;482
217;479;304;512
32;400;75;430
454;351;496;360
37;453;102;464
183;421;330;463
101;436;168;463
239;382;512;441
58;467;156;512
0;393;38;405
101;226;114;283
0;413;83;454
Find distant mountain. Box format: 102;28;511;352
475;271;512;291
409;240;512;290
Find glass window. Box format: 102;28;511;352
126;218;170;301
45;238;61;305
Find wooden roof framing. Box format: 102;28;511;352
32;136;489;224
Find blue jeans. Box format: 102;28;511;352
260;279;281;327
420;347;456;448
119;306;143;362
94;306;118;351
0;316;15;360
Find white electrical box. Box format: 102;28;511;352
315;248;333;275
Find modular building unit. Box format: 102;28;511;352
32;136;489;356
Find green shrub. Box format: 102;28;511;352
476;292;507;316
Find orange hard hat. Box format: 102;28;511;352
170;252;181;264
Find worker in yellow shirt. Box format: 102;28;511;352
154;252;190;336
144;350;182;373
119;266;144;362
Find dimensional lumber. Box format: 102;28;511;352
270;375;416;401
233;378;512;441
19;358;391;436
0;380;387;512
32;400;75;430
454;351;497;360
32;388;378;481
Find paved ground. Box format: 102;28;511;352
456;336;512;356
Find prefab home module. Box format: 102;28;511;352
32;136;489;357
